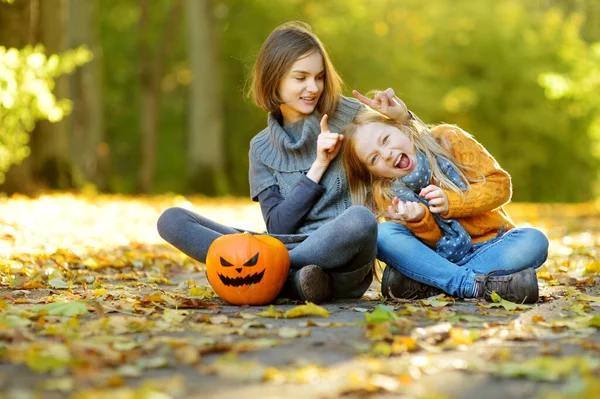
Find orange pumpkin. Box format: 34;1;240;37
206;233;290;305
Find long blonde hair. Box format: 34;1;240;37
342;111;482;217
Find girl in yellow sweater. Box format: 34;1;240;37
341;103;548;303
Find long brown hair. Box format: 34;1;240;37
249;21;342;122
342;111;483;217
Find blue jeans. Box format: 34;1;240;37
377;223;549;298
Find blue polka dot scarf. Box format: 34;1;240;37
392;150;472;262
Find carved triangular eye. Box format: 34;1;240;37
243;252;259;267
220;257;234;267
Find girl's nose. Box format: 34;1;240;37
307;79;319;93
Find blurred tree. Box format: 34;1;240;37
0;0;36;194
67;0;105;190
138;0;183;193
186;0;228;195
0;0;92;194
31;0;72;189
98;0;189;194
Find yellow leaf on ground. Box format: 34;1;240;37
92;288;107;297
283;302;329;318
578;293;600;302
484;291;531;311
189;286;216;298
256;305;283;319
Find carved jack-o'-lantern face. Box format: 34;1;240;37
206;233;290;305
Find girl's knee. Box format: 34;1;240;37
510;228;549;268
522;228;549;255
342;206;378;237
157;207;187;237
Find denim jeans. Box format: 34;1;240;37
377;222;549;298
157;205;378;298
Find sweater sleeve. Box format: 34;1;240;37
249;149;278;201
256;176;325;234
404;203;443;248
435;126;512;219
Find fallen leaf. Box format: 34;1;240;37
483;292;531;311
284;303;329;318
364;305;399;324
32;301;89;317
256;305;283;319
419;294;454;307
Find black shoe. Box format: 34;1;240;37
474;268;539;304
294;264;332;304
381;266;443;299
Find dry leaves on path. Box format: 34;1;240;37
0;195;600;398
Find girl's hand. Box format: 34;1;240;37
353;88;410;123
419;185;449;215
387;197;425;222
315;114;344;166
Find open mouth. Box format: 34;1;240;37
300;96;317;104
394;153;411;170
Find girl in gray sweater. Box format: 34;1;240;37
158;21;412;304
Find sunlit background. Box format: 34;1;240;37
1;0;600;202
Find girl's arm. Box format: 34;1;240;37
257;178;324;234
404;204;443;248
250;149;323;235
387;199;442;248
437;126;512;219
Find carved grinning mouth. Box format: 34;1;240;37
217;269;265;287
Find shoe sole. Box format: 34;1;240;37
380;266;395;298
521;268;539;304
296;265;332;304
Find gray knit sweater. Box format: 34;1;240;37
249;96;364;235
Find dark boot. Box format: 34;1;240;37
279;265;332;304
381;266;443;299
474;268;539;304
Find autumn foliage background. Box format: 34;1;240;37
2;0;600;200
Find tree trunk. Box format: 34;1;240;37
186;0;228;195
30;0;74;190
138;0;183;193
67;0;105;189
0;0;36;195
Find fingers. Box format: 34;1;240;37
318;133;344;157
320;114;330;133
373;91;391;108
329;135;344;154
352;90;374;107
319;133;339;152
353;89;395;108
419;185;449;214
404;201;420;217
392;200;424;222
419;184;438;197
383;88;395;105
429;203;449;215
